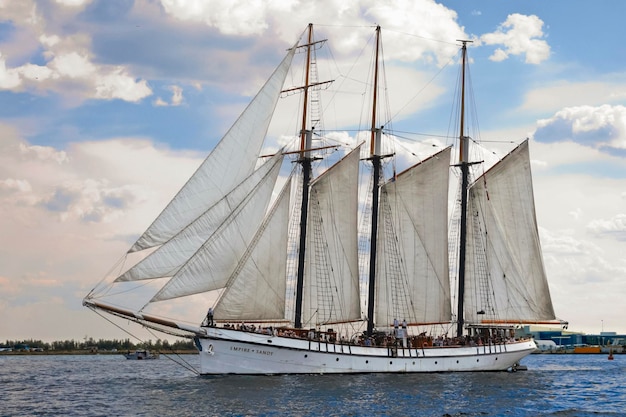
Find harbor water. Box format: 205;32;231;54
1;353;624;416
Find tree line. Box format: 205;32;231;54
1;337;196;352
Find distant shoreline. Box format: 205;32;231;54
0;350;198;355
2;349;622;356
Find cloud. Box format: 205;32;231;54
157;0;466;67
39;179;144;223
160;0;273;36
0;178;32;193
19;143;69;164
587;214;626;241
153;85;183;107
0;132;203;336
479;14;550;64
1;48;153;102
0;1;152;102
94;67;152;102
0;54;21;88
55;0;93;7
534;105;626;153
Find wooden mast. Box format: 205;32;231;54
366;26;382;337
456;40;472;338
294;24;314;329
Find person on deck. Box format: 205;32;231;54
206;307;214;327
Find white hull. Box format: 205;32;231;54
196;328;536;374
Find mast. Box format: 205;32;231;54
456;40;472;338
294;24;314;329
366;26;382;337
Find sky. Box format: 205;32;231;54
1;0;625;343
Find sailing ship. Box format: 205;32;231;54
84;24;565;374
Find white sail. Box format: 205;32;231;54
303;146;362;325
129;46;297;252
214;178;292;321
116;153;284;282
464;140;555;323
375;147;452;326
150;155;284;301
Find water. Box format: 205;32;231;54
1;354;624;416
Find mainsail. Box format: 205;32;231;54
303;146;362;325
129;46;297;252
463;139;556;324
375;147;452;326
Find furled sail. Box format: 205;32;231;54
149;155;285;302
214;177;292;321
129;46;297;252
464;140;555;323
116;153;284;282
374;147;452;326
303;146;362;325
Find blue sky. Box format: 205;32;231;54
1;0;625;342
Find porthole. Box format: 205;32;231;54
412;362;415;365
477;359;479;362
366;360;369;364
456;360;459;363
390;361;393;365
336;358;339;362
435;361;438;364
304;354;308;358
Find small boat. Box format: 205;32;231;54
85;24;566;375
124;350;158;360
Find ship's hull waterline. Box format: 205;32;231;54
196;328;536;374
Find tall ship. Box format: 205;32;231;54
84;24;565;374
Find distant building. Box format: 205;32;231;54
521;326;626;352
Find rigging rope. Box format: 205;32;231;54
90;308;200;376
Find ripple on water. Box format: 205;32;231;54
0;353;625;416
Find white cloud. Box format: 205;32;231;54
94;68;152;102
170;85;183;105
153;97;168;107
0;0;40;26
19;143;69;164
160;0;272;36
0;49;153;102
153;85;183;107
488;48;509;62
0;4;152;102
0;54;21;89
39;34;61;47
0;178;32;193
19;63;55;81
51;52;96;78
479;14;550;64
534;104;626;151
55;0;92;6
158;0;466;67
587;214;626;240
